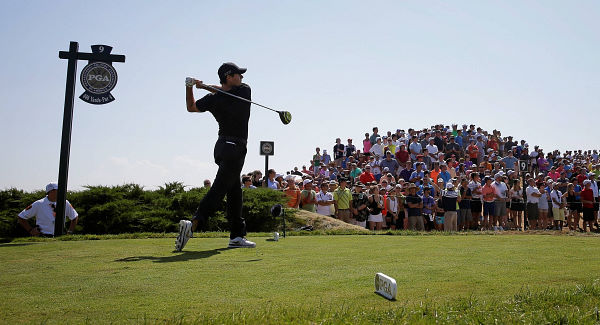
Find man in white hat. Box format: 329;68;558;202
441;182;459;231
17;182;78;237
300;179;317;213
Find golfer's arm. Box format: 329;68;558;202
186;87;199;112
201;85;222;93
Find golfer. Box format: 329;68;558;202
176;62;255;251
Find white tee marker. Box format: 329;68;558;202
374;273;397;300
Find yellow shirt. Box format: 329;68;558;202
333;188;352;209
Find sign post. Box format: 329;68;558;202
55;42;125;236
260;141;274;181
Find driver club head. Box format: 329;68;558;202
279;111;292;125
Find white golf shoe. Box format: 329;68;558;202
175;220;193;252
228;237;256;248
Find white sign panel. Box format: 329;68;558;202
374;273;397;300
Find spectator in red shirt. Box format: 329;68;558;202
577;169;588;185
580;180;595;232
467;140;479;165
395;144;410;164
359;165;376;184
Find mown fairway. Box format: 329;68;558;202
1;234;600;324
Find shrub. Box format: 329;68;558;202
0;183;289;238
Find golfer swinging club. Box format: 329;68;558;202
176;62;255;251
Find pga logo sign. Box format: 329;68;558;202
88;74;110;82
79;61;118;105
374;273;397;300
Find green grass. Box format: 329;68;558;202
1;234;600;324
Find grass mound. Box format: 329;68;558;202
286;209;369;232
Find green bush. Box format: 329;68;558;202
0;183;288;238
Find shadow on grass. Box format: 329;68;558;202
114;248;234;263
0;242;40;248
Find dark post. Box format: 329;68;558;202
55;42;125;236
522;172;527;222
282;209;286;238
54;41;79;236
264;155;269;183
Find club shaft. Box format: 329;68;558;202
202;84;279;113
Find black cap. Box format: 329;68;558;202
218;62;247;81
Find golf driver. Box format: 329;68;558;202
186;77;292;125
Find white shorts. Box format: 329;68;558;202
368;213;383;222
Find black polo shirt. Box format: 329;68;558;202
195;83;251;140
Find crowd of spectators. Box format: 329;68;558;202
242;124;600;233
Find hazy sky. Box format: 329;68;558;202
1;1;598;191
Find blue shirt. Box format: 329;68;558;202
501;156;518;170
418;184;436;197
455;135;463;148
410;170;425;185
422;195;435;214
439;171;451;185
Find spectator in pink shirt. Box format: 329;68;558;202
548;167;560;181
363;133;372;156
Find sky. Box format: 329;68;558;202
1;1;599;191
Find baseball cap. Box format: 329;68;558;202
46;182;58;193
446;183;454;189
303;179;313;186
218;62;246;80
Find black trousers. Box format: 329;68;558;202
194;138;247;239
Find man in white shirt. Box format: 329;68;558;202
426;138;439;163
549;181;565;230
18;183;78;237
316;182;335;217
369;137;384;158
525;178;543;230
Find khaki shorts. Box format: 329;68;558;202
552;207;565;221
337;209;353;223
